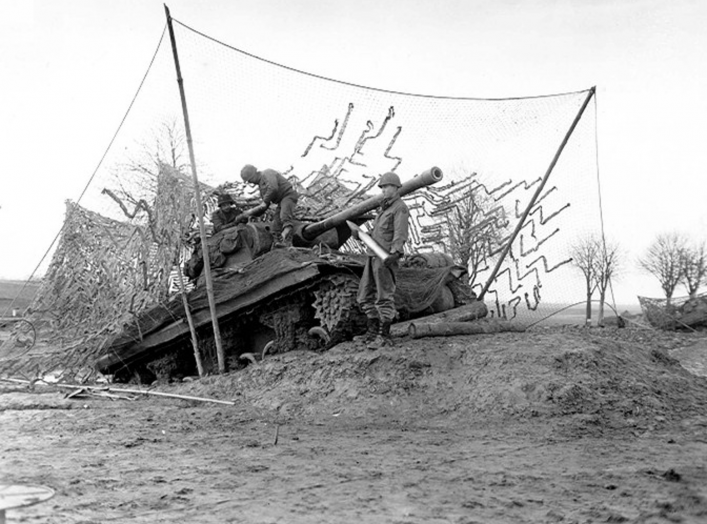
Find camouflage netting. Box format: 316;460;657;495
0;166;198;379
639;292;707;330
1;16;604;379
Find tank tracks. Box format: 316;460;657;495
117;270;365;381
256;271;364;355
193;270;364;365
311;273;364;345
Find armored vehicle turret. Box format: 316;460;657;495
184;167;444;281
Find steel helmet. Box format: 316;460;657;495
217;193;235;206
240;164;258;182
378;171;402;188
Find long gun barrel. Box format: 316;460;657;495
300;166;443;241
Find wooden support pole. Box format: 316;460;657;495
478;87;596;301
175;262;204;377
164;5;226;373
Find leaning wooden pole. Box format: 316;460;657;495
175;261;204;377
478;86;596;301
164;5;226;373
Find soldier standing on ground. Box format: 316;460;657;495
240;164;299;247
354;172;410;349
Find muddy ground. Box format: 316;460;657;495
2;326;707;524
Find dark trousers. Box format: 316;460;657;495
273;194;298;235
357;256;397;323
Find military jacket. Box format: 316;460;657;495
211;208;240;233
369;195;409;256
258;169;298;205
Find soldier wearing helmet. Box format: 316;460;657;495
354;171;409;349
240;164;299;247
211;193;245;234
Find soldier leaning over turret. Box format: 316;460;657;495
353;172;410;349
240;164;299;248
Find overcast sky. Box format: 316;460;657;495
1;0;705;306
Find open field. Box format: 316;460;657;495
494;303;643;328
0;279;41;316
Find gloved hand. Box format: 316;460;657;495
236;215;248;224
384;252;402;267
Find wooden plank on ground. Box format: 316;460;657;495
407;318;525;339
391;300;489;337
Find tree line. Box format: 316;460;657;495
570;232;706;325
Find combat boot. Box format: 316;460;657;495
353;317;379;344
280;226;293;248
273;226;293;249
367;320;394;350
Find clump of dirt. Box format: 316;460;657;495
167;327;707;436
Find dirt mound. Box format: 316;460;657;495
167;327;707;436
3;326;707;524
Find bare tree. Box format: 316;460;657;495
638;232;687;306
681;241;707;298
594;238;621;326
569;235;601;324
445;185;509;288
129;119;189;177
110;119;190;207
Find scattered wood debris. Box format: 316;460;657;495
1;377;235;406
